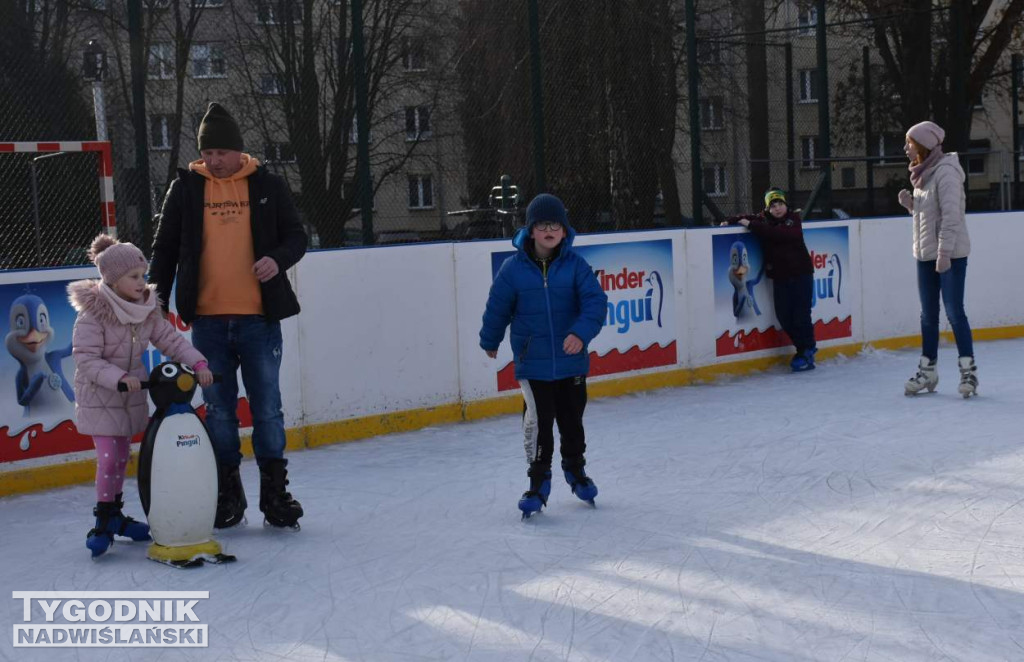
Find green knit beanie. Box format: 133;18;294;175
764;188;787;210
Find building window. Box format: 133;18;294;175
147;43;174;80
408;174;434;209
877;133;904;164
402;36;426;71
841;167;855;188
797;4;817;36
190;43;226;78
966;140;987;175
801;136;817;168
264;142;296;164
259;73;284;95
702;164;727;197
257;0;301;24
349;117;372;143
150;114;173;150
700;97;723;130
343;179;374;210
697;37;722;65
798;69;818;103
405;106;431;141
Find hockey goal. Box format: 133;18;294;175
0;141;116;270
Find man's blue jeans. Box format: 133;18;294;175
191;316;286;468
917;257;974;361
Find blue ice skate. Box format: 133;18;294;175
86;496;151;558
562;459;598;506
790;348;817;372
519;466;551;520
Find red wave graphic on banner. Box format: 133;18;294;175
0;399;253;464
497;342;678;391
715;317;852;357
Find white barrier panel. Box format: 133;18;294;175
295;243;461;424
858;213;1024;340
3;212;1023;480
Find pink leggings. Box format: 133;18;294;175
93;436;130;502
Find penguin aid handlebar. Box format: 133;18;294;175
117;374;222;392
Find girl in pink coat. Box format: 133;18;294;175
68;234;213;558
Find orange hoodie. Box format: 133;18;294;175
190;155;264;316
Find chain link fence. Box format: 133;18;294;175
2;0;1022;265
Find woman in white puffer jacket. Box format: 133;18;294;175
897;120;977;398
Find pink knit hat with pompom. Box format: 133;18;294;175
88;234;148;285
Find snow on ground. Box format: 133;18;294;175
3;340;1024;661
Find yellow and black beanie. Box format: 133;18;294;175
764;188;787;210
197;102;244;152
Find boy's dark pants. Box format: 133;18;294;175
520;376;588;470
772;273;816;353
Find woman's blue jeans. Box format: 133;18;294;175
917;257;973;361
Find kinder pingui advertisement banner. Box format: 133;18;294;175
1;276;252;465
714;225;851;356
490;239;676;391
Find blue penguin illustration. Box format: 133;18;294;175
728;241;764;318
5;294;74;416
827;253;843;304
644;271;664;327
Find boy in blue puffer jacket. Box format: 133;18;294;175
480;193;608;519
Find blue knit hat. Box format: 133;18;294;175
525;193;567;230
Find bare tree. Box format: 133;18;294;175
457;0;683;231
82;0;211;194
229;0;452;247
837;0;1024;151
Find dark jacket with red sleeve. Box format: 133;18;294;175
725;211;814;280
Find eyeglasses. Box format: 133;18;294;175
533;222;563;231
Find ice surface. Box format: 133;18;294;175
4;341;1024;661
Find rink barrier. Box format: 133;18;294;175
4;213;1024;498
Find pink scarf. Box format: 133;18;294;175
908;146;943;189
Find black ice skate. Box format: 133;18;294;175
258;458;303;530
214;464;247;529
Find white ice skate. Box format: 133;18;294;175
905;356;938;396
957;356;978;398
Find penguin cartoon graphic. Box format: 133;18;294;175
727;241;764;319
827;253;843;304
644;271;664;327
134;362;234;568
5;294;75;417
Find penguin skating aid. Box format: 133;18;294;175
129;362;236;568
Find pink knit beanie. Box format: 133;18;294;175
906;121;945;150
88;234;148;285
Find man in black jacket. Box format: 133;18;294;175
150;102;307;530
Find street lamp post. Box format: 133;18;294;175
83;40;108;141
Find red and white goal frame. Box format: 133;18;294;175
0;141;117;239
